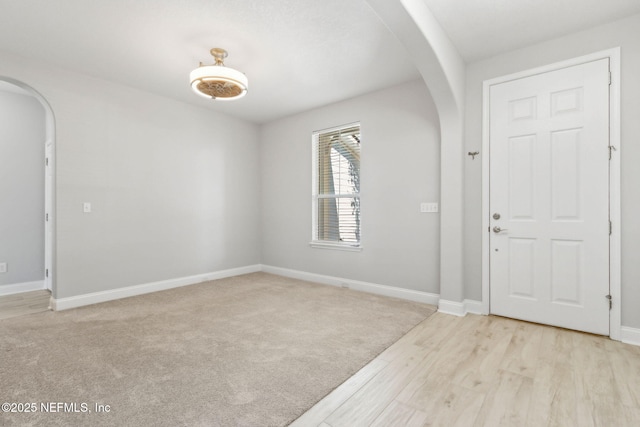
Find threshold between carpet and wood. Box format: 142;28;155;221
0;272;435;426
0;290;50;320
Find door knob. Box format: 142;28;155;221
493;226;508;233
493;212;501;220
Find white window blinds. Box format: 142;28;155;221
312;123;361;247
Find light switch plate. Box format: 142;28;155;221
83;202;92;213
421;202;439;213
0;263;7;273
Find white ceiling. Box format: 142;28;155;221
1;0;639;124
0;0;420;124
423;0;640;62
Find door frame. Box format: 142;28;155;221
0;76;56;298
481;48;621;340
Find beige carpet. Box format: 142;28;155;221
0;272;435;426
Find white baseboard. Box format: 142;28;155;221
438;299;465;316
621;326;640;347
438;299;484;317
463;299;485;315
51;264;262;311
0;280;46;296
261;265;440;306
47;262;476;316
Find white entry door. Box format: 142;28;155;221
489;59;610;335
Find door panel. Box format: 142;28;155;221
489;59;610;335
508;238;536;298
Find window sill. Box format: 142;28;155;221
309;242;362;252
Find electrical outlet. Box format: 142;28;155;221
0;263;7;273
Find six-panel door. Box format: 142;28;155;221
489;59;610;335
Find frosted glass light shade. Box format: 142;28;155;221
190;65;248;101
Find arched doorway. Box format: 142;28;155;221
0;77;55;299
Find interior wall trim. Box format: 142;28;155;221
261;265;440;306
437;298;485;317
0;280;46;296
437;299;465;316
621;327;640;347
462;299;484;315
50;264;262;311
49;263;481;316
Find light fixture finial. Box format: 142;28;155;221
210;48;228;65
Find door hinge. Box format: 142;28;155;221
609;220;613;235
45;157;49;166
609;145;617;160
46;269;49;278
45;213;49;222
609;71;612;85
606;294;612;310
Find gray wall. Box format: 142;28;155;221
463;14;640;327
3;11;638;329
0;51;261;299
0;90;45;287
261;79;441;293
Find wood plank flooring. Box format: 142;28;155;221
0;290;51;320
291;313;640;427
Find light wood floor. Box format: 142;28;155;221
291;313;640;427
0;290;51;320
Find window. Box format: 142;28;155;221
312;123;361;250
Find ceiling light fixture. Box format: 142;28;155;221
190;48;248;101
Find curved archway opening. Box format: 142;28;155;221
365;0;467;308
0;77;56;298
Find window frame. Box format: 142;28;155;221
310;122;362;252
